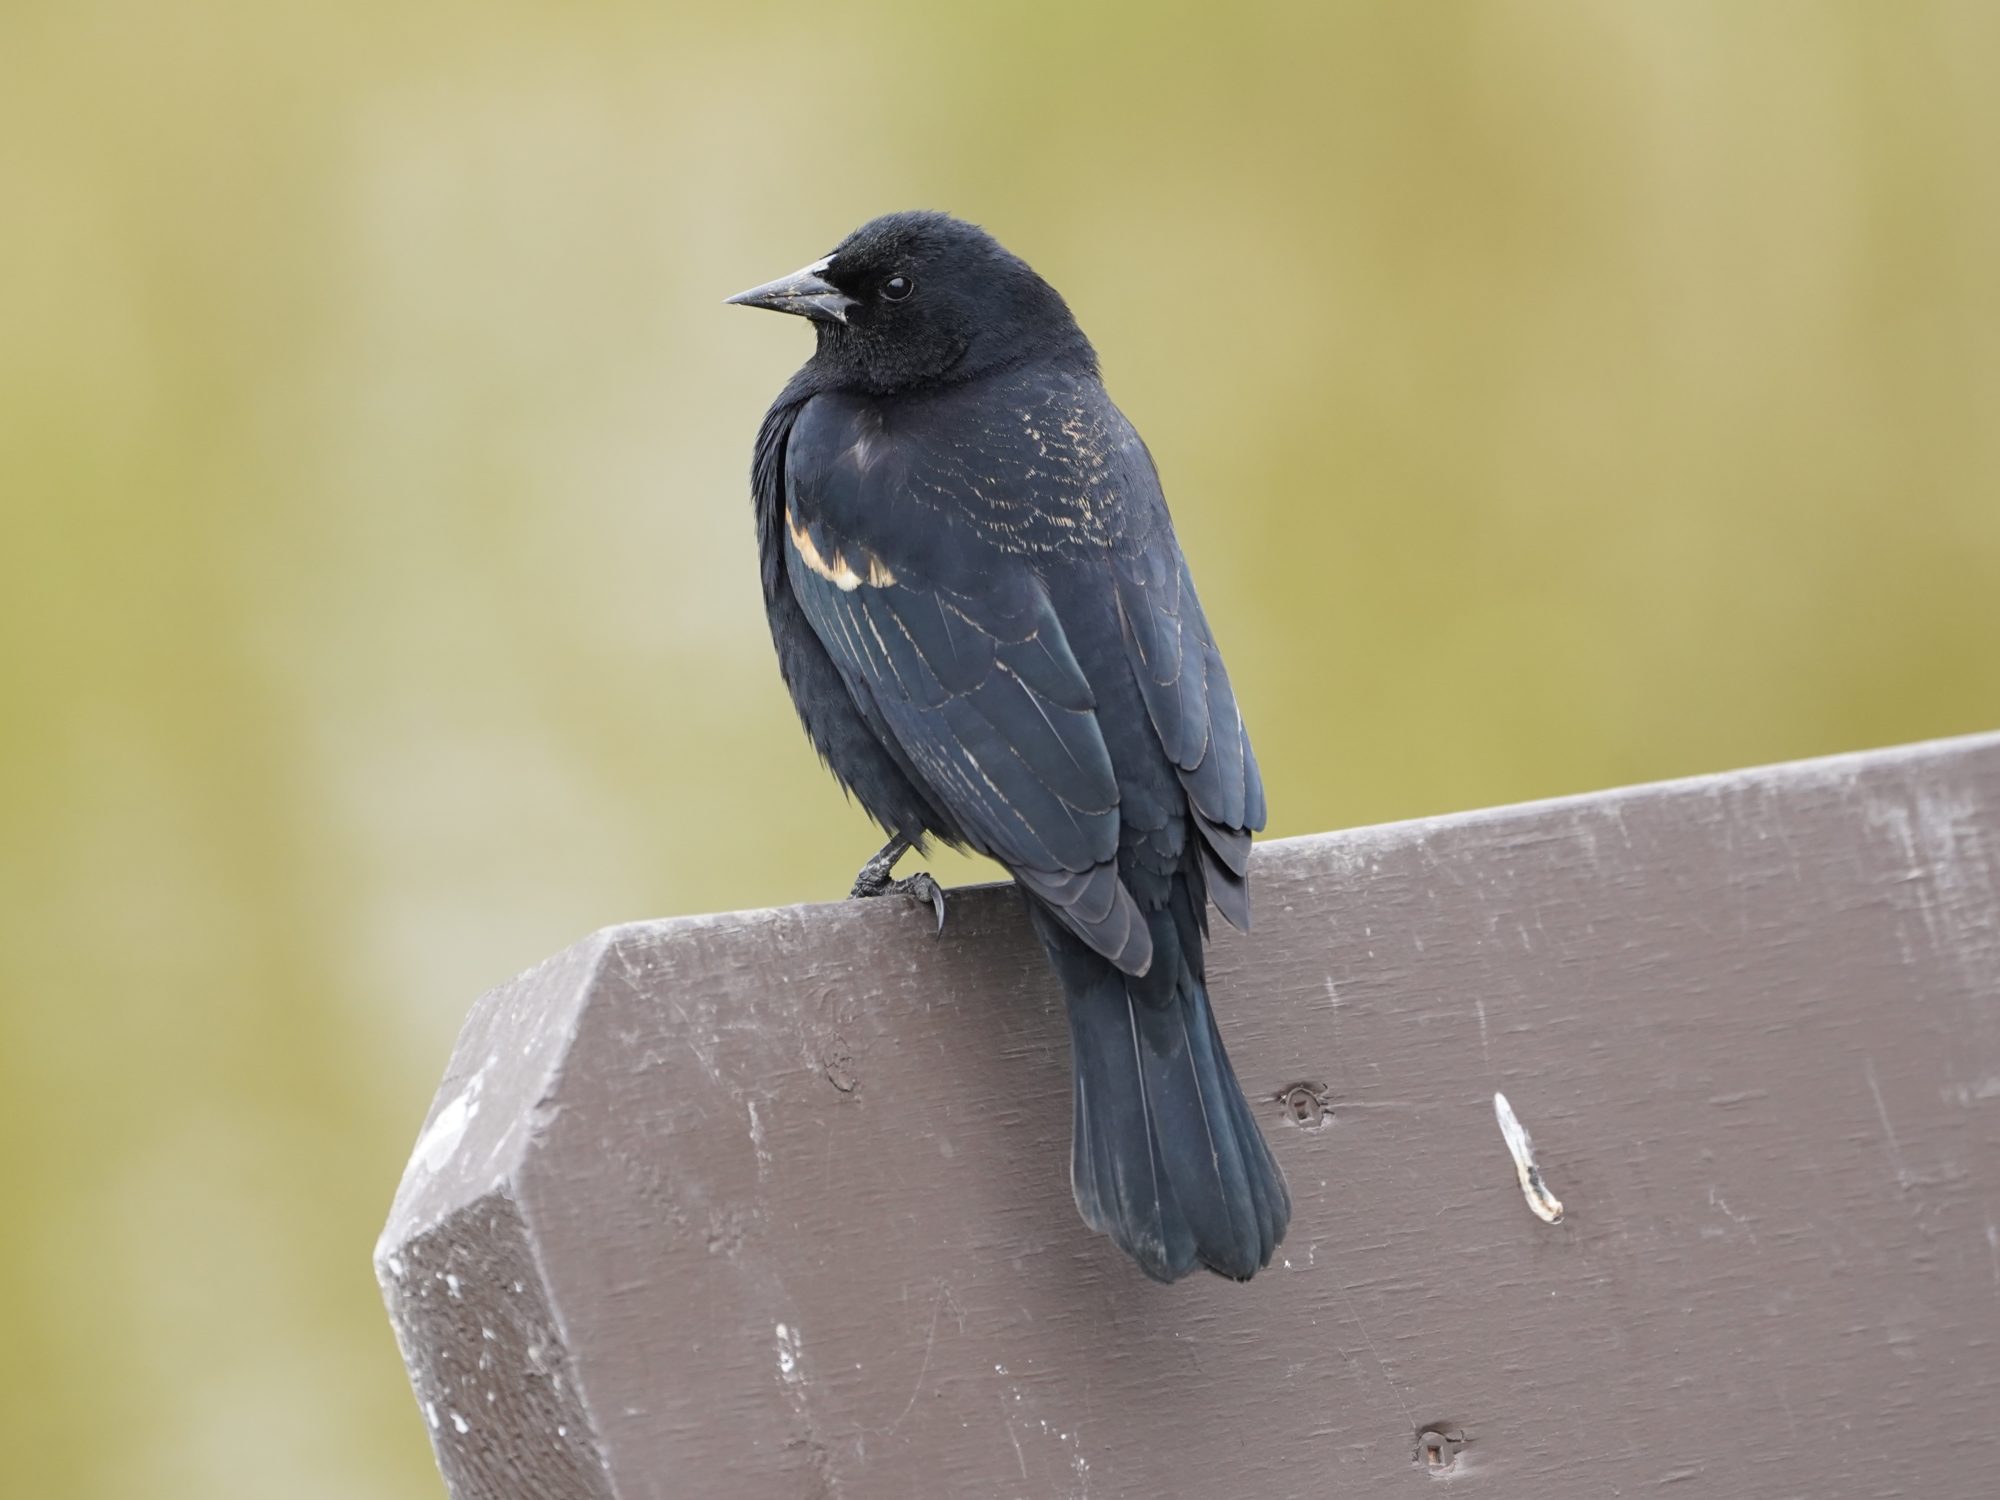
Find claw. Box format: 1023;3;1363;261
861;873;947;935
904;873;947;935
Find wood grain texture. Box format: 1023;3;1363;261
379;732;2000;1499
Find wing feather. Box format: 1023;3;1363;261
1112;513;1265;931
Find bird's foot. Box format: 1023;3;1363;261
884;872;947;934
849;837;946;933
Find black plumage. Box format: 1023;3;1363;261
729;211;1290;1281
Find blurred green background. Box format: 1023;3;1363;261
3;2;1996;1495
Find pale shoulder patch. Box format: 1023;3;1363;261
786;506;896;592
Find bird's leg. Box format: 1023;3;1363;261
848;834;947;934
848;834;910;897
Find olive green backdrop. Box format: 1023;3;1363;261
2;3;1996;1496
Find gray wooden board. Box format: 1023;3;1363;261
378;732;2000;1499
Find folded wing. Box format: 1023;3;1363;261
783;398;1153;974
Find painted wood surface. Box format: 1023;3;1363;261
378;732;2000;1498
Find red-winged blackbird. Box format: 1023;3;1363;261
729;212;1289;1282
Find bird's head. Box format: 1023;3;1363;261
727;211;1093;395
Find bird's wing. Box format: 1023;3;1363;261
1104;437;1267;932
783;394;1152;975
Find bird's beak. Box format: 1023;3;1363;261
725;255;855;324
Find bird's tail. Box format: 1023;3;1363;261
1029;880;1290;1282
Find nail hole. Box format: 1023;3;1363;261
1416;1425;1465;1471
1278;1081;1330;1129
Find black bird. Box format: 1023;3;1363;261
728;212;1289;1282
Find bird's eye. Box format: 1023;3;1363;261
881;275;915;302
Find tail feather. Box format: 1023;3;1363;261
1033;890;1290;1283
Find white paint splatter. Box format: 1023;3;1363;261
449;1411;469;1434
1494;1092;1564;1224
415;1069;485;1173
445;1273;462;1299
774;1322;804;1385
